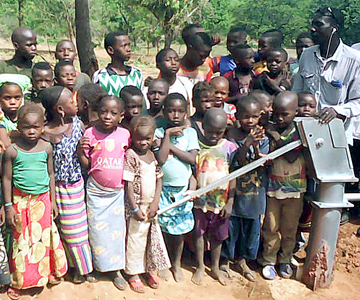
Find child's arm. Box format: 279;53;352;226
2;146;16;228
46;143;58;219
267;129;301;163
147;177;162;219
77;136;91;169
124;181;146;221
0;128;10;148
156;126;187;165
170;145;198;165
221;179;236;219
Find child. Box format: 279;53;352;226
55;39;91;90
253;30;283;75
92;31;144;101
119;85;144;130
54;61;77;91
297;91;316;117
178;32;213;84
224;45;256;103
260;91;306;279
3;103;67;298
29;62;54;103
250;89;274;127
222;96;268;282
189;82;216;143
123;115;170;293
155;48;193;110
77;83;107;126
210;27;247;76
0;81;23;147
210;77;236;123
252;48;291;96
146;79;169;120
192;108;237;286
40;86;93;284
155;93;200;282
77;95;130;290
0;27;37;78
289;32;314;76
294;92;316;252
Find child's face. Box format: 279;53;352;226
267;51;286;75
57;88;78;118
56;41;76;62
124;95;143;120
235;48;255;70
258;36;271;60
0;84;22;115
164;99;186;126
56;65;76;91
98;99;122;131
132;127;154;153
296;37;314;60
237;103;262;133
148;82;168;110
16;32;37;60
227;32;247;53
195;93;216;115
32;69;53;92
189;43;211;67
212;83;229;107
273;102;297;129
112;35;131;62
18;113;44;142
203;121;226;146
158;50;179;74
298;94;316;117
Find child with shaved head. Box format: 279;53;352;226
192;108;237;286
259;91;306;280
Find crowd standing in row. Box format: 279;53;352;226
0;6;359;299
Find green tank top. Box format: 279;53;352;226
13;146;50;195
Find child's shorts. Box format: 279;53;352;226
193;208;229;242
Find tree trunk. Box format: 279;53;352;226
75;0;99;78
164;28;174;48
18;0;24;26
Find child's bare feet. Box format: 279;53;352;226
171;265;185;282
212;267;228;286
219;261;232;279
158;268;171;281
238;258;256;282
191;266;205;285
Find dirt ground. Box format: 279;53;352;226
0;39;359;300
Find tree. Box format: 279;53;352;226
75;0;98;77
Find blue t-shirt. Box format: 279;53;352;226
155;126;200;187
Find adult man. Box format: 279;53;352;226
293;7;360;224
0;27;37;78
293;7;360;146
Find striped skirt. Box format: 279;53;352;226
56;178;93;275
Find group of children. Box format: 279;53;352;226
0;23;321;298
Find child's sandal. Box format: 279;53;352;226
129;277;145;293
145;273;159;289
7;287;20;300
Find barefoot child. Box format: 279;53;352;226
119;85;144;130
40;86;93;283
260;91;306;279
77;95;130;290
124;115;170;293
192;108;237;286
155;93;200;282
221;96;269;282
3;103;67;298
